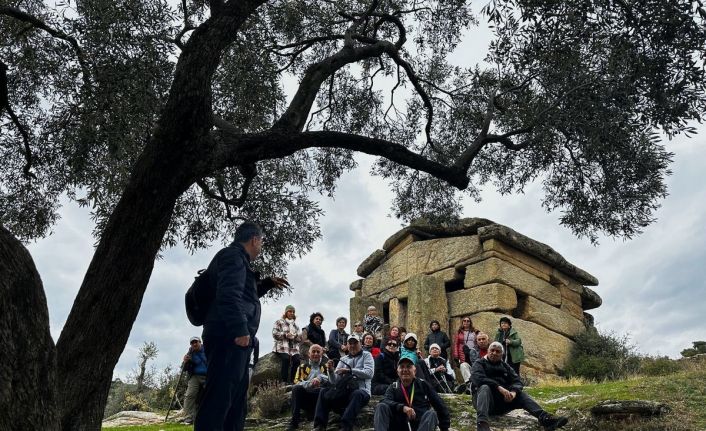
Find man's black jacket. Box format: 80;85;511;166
470;357;523;395
381;378;450;431
203;243;274;341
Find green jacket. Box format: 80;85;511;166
494;327;525;363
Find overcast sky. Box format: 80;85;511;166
23;8;706;380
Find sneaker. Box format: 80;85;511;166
477;421;492;431
182;418;193;424
540;415;568;430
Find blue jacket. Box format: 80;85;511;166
188;349;208;376
203;243;262;341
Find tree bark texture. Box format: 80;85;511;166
0;226;59;431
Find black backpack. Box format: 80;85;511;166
323;360;359;401
185;269;214;326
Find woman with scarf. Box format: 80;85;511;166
272;305;302;383
302;312;327;350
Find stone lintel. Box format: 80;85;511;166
478;224;598;286
447;283;517;317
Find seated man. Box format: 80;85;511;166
286;344;329;431
475;332;490;358
374;356;451;431
424;343;455;393
314;334;374;431
471;342;568;431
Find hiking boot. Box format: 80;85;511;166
285;421;299;431
540;414;568;430
477;421;492;431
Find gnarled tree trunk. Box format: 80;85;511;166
0;226;59;431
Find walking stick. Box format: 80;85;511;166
165;365;187;422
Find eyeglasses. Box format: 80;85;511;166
462;319;470;322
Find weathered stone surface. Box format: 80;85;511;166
448;283;517;317
581;286;602;310
377;283;408;302
349;279;363;291
559;285;585;320
102;411;164;427
363;236;482;296
388;297;407;328
464;257;561;306
382;217;495;251
482;239;554;282
583;312;595;328
250;352;282;388
560;300;585;321
591;400;670;418
356;249;386;277
350;296;383;327
517;296;585;339
407;274;449;340
467;312;575;374
432;266;463;283
478;224;598;286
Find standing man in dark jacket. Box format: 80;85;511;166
196;222;288;431
423;320;451;359
471;342;567;431
374;356;451;431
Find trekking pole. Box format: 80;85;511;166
165;365;187;422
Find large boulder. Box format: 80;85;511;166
517;296;586;340
251;352;282;388
447;283;517;317
381;217;496;251
102;411;164;427
356;249;386;277
581;286;602;310
363;236;482;296
464;257;561;306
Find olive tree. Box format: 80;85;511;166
1;0;705;429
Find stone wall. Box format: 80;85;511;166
349;218;601;375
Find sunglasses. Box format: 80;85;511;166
386;342;398;347
190;340;199;344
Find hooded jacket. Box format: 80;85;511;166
423;320;451;357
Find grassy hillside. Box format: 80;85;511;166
103;358;706;431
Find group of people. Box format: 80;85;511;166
182;221;568;431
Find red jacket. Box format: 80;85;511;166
453;330;479;363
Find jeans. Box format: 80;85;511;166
374;403;438;431
472;384;544;424
195;336;251;431
314;387;370;428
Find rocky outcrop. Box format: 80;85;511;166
251;352;282;388
591;400;670;418
356;250;386;277
102;411;165;427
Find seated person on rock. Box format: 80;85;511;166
401;333;422;365
313;334;374;431
471;342;568;431
424;343;455;393
286;344;329;431
372;337;400;395
374;355;451;431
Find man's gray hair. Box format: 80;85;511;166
489;341;504;352
234;221;263;243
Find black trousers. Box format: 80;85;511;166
277;352;300;384
290;385;321;425
314;388;370;428
472;384;544;424
195;336;251;431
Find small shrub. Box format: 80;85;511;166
122;391;150;411
250;380;289;418
639;356;681;376
564;329;640;381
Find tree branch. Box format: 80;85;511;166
0;60;35;179
209;129;470;189
0;6;91;89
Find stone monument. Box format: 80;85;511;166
349;218;601;375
